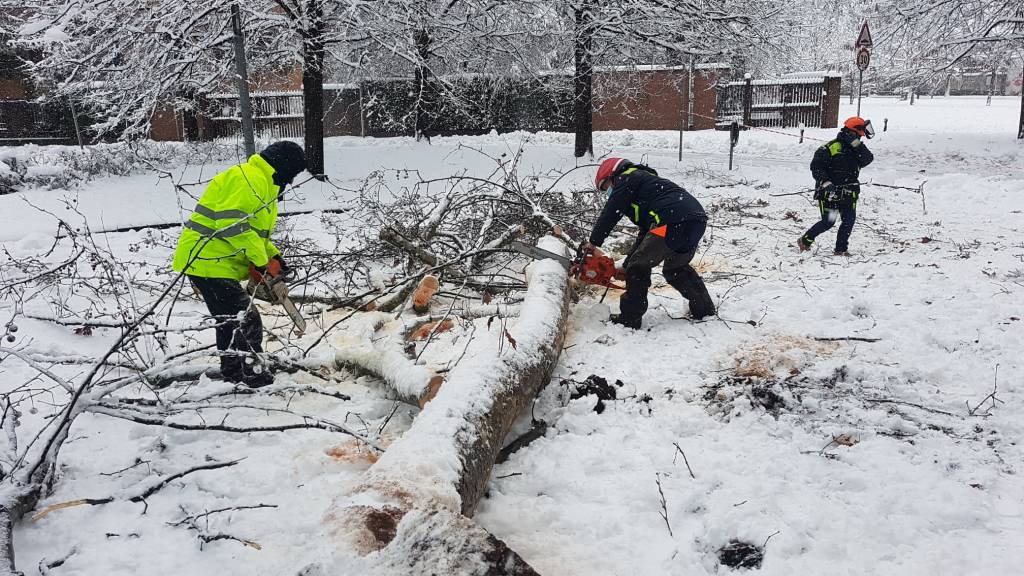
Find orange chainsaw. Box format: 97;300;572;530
509;240;625;289
247;259;306;334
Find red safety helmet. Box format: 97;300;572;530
595;157;629;191
843;116;875;139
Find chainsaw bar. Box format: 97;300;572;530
509;240;573;269
279;293;306;334
247;273;306;335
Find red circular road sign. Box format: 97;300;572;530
856;47;871;71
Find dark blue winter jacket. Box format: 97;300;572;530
589;166;706;253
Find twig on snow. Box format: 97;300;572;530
813;336;881;343
88;405;382;450
863;398;958;417
967;364;1003;416
31;459;243;520
655;473;673;537
672;442;696;479
170;502;278;548
99;458;151;477
38;546;79;576
168;503;278;528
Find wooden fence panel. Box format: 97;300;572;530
717;75;841;129
207;92;305;141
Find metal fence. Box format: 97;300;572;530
206;92;304;140
0;100;77;145
717;75;841;129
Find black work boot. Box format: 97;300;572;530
689;297;717;320
665;265;716;320
240;355;275;388
242;370;275;388
609;314;642;330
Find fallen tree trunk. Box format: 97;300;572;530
326;236;571;574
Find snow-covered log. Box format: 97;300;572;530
327;236;571;573
331;312;441;406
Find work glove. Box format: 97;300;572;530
813;181;830;201
248;262;288;303
579;241;597;255
249;264;269;284
250;257;288;284
271;255;291;275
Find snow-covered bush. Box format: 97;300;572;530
0;141;239;194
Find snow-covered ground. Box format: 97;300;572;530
3;95;1023;575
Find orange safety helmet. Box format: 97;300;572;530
595;157;629;191
843;116;875;139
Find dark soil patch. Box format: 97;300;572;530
565;374;622;414
749;383;786;412
718;539;764;569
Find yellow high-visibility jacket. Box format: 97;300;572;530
172;154;281;280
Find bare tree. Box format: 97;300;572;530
879;0;1024;134
329;0;552;139
529;0;775;158
19;1;288;137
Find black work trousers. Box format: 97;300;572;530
619;230;716;326
189;276;264;383
802;199;857;253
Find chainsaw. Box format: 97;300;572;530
247;262;306;334
509;240;625;289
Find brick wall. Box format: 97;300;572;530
0;77;30;100
593;68;720;131
161;66;728;141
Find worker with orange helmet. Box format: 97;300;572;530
797;116;875;256
582;158;715;329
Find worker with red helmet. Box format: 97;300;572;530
582;158;715;329
798;116;875;256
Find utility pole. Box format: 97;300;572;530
67;98;83;149
231;3;256;157
679;56;695;162
687;57;695;132
1015;8;1023;139
1019;59;1024;139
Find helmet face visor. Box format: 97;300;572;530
863;119;875;139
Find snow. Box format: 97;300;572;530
24;164;67;178
474;96;1024;575
3;95;1023;575
781;71;843;79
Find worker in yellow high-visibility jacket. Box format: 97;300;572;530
172;141;306;386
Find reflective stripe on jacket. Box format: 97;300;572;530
810;129;874;198
589;167;706;252
171;154;281;280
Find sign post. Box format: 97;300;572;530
855;21;873;117
728;121;740;170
